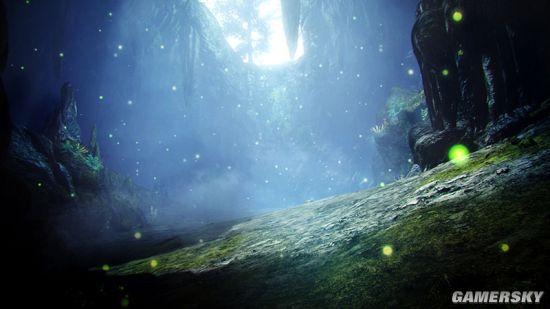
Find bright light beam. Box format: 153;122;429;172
203;0;304;66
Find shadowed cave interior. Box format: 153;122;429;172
1;0;549;307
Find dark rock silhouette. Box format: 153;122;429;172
409;125;473;168
411;0;550;167
44;83;81;142
0;82;194;275
0;0;10;160
88;124;100;159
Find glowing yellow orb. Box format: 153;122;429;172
382;245;393;256
102;264;110;272
134;231;142;240
448;144;470;166
500;243;510;252
452;10;463;23
442;69;450;76
150;259;158;268
457;49;464;56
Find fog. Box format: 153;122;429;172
5;0;420;223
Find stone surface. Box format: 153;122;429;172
1;84;193;273
101;120;550;308
406;163;422;177
44;83;81;143
409;125;473;168
88;125;100;159
409;0;550;171
412;0;550;132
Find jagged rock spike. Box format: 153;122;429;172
281;0;301;58
44;83;81;143
89;124;101;159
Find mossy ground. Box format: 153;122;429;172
104;182;549;307
111;234;246;276
94;130;550;308
102;180;549;308
423;132;549;185
311;183;550;308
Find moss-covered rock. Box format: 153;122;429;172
101;120;550;308
58;139;103;187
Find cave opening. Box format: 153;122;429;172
202;0;304;66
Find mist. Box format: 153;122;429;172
5;0;420;224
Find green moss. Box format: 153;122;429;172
385;88;424;123
131;181;550;307
313;183;550;307
422;133;550;185
60;140;103;174
102;131;550;307
112;234;245;275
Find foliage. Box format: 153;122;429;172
371;88;425;136
60;140;103;174
370;121;387;136
385;88;424;123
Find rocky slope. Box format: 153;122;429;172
0;82;197;273
82;118;550;308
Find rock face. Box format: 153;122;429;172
88;124;100;159
372;88;427;181
0;1;10;160
409;124;474;168
410;0;550;167
44;83;81;143
0;83;185;272
97;118;550;308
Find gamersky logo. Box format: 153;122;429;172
452;291;544;304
